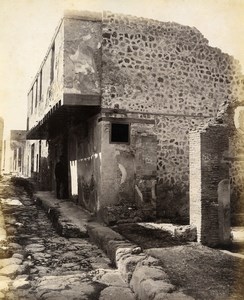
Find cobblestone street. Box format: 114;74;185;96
0;177;135;300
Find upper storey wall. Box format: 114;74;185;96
27;21;64;131
27;16;102;133
63;18;102;96
101;11;243;116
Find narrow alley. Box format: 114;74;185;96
0;177;135;300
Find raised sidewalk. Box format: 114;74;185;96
34;191;194;300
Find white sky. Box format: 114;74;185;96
0;0;244;137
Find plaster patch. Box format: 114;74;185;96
234;106;244;133
118;163;127;184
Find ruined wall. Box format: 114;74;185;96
63;18;102;96
189;124;230;247
101;11;243;221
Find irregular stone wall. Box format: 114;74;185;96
101;11;243;221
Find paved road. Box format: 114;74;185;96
0;178;135;300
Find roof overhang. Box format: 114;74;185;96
27;102;100;140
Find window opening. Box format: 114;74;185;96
30;89;33;114
110;123;130;143
39;70;42;102
35;79;38;107
50;43;55;83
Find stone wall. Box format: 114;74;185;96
101;11;243;221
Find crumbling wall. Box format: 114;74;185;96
189;124;230;246
101;11;243;221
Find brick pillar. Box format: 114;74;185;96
189;124;231;247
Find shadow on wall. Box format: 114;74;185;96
156;180;189;224
38;157;52;191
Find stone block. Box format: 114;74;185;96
174;225;197;242
117;253;147;283
99;286;135;300
108;241;135;264
12;275;31;289
93;269;127;287
136;279;175;300
130;265;169;294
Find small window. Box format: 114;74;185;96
50;43;55;83
39;70;42;102
30;88;34;114
35;78;38;107
110;123;130;144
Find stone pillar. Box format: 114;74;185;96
190;124;231;247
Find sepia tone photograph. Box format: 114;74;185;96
0;0;244;299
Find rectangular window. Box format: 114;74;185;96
110;123;130;144
30;89;33;114
35;78;38;107
39;69;42;102
50;43;55;83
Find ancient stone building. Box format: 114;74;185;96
26;11;244;224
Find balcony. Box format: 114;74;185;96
27;12;102;139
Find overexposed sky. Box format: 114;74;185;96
0;0;244;136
